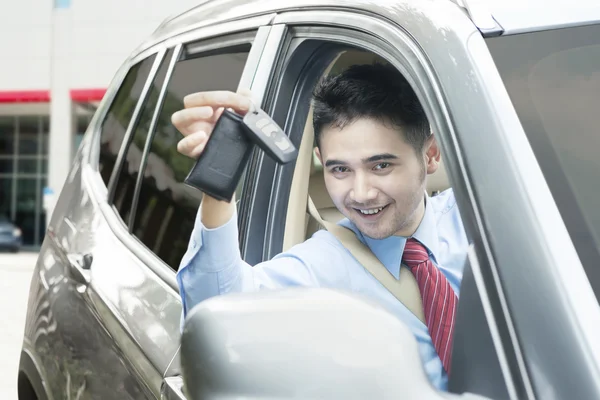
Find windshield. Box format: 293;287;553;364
486;23;600;301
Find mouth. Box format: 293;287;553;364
352;204;389;221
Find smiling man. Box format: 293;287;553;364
172;63;468;391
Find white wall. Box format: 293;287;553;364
0;0;201;222
0;0;201;92
0;0;53;90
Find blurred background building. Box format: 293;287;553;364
0;0;200;249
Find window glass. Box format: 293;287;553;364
113;49;175;227
0;178;11;217
487;24;600;300
41;116;49;156
132;46;250;270
0;117;15;156
18;116;40;156
17;158;38;174
15;177;37;245
98;55;157;187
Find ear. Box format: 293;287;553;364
314;146;323;164
424;135;441;175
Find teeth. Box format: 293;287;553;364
359;207;384;215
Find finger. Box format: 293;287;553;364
189;142;206;159
186;120;216;136
171;106;214;133
208;107;225;124
183;91;251;113
237;88;260;109
177;131;207;156
237;88;253;98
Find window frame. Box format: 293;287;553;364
91;52;162;199
85;23;275;292
108;48;173;229
124;33;256;270
125;46;180;231
106;49;167;207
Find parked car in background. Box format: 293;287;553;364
17;0;600;399
0;215;22;252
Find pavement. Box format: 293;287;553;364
0;252;38;400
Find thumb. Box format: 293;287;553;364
237;87;253;98
237;88;259;107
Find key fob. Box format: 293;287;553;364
183;109;253;202
242;108;298;164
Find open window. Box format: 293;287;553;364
247;25;510;399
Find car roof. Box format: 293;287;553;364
137;0;600;55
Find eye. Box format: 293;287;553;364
374;162;391;170
331;166;349;174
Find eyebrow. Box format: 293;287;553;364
324;153;399;168
363;153;399;163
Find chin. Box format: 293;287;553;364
363;231;394;240
354;223;394;240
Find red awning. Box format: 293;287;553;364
0;89;107;103
70;89;106;102
0;90;50;103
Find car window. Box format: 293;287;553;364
486;23;600;302
98;55;157;187
132;46;251;270
254;29;511;397
112;49;175;226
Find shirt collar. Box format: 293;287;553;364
339;193;439;279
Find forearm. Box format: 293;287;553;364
200;193;237;229
177;203;251;317
177;204;347;321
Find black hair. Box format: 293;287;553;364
312;62;430;152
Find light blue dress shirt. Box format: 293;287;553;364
177;188;469;391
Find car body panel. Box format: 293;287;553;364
19;15;275;400
19;138;158;399
138;0;600;54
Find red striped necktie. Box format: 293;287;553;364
402;238;458;375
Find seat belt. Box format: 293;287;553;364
307;196;426;324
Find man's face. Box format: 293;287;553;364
316;118;440;239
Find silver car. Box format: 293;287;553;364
18;0;600;399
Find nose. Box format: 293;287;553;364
349;173;377;204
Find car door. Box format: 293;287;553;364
25;19;277;400
232;5;600;400
226;10;514;397
104;22;280;400
24;54;160;400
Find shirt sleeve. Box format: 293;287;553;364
176;205;349;322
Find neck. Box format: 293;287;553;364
394;195;426;237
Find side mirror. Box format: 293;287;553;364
180;288;489;400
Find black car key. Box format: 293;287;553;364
183;105;298;202
242;107;297;164
183;109;253;202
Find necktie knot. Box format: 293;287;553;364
402;238;430;270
